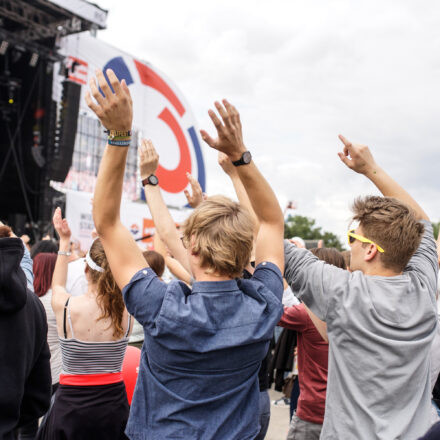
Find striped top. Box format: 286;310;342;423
59;297;131;375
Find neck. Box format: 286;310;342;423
86;283;99;297
192;268;233;282
362;266;402;277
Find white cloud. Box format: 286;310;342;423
96;0;440;238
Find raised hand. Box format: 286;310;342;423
85;69;132;131
139;139;159;179
184;173;203;208
200;99;246;161
337;135;378;175
52;207;71;242
218;152;237;176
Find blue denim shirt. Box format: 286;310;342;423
122;261;283;440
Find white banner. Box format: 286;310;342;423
53;33;206;207
65;190;191;252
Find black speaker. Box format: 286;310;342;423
50;80;81;182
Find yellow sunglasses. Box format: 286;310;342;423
347;230;385;253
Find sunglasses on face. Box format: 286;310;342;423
347;230;385;253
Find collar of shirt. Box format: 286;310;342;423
191;279;238;294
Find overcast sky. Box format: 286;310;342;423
95;0;440;239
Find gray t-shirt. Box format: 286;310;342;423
284;220;439;440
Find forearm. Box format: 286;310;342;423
229;173;259;232
20;243;34;291
165;257;192;284
235;161;283;227
52;238;70;288
93;145;128;234
365;166;429;221
145;185;191;272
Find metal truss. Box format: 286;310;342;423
0;0;82;41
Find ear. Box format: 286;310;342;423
364;243;378;262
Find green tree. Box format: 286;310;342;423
284;215;345;251
433;222;440;241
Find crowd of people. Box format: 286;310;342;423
1;68;440;440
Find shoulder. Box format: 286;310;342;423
251;261;283;294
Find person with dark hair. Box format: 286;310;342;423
284;137;438;439
142;250;165;278
0;230;51;439
36;208;131;440
30;240;58;259
281;248;345;440
0;223;34;291
16;253;59;440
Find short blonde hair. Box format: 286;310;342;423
182;195;254;277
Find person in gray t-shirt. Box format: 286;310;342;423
284;135;438;440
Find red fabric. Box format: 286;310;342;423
279;304;328;424
59;372;123;386
122;346;141;405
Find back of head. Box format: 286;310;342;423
352;196;424;272
310;247;347;269
142;250;165;278
33;253;57;297
88;239;125;338
30;240;58;259
0;225;12;238
0;237;27;313
182;195;254;278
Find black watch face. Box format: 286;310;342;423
148;175;159;185
242;151;252;164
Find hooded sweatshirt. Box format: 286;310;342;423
0;237;51;440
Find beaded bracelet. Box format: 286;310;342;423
108;138;131;147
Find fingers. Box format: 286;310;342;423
183;189;191;203
105;68;122;95
85;91;100;114
95;69;113;100
187;173;202;196
222;99;239;126
337;152;352;168
121;79;132;104
200;129;216;149
215;101;232;129
338;134;351;147
208;109;224;133
89;77;105;106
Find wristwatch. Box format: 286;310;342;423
232;151;252;166
142;175;159;186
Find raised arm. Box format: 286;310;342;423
218;152;260;237
139;139;191;274
338;135;429;221
200;100;284;271
85;69;147;289
51;207;71;312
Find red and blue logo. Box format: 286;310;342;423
102;57;205;200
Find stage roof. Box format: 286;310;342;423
0;0;107;45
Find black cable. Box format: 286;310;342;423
7;125;37;240
0;66;41;182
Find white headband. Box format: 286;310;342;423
85;251;104;273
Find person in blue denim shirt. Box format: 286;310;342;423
85;68;284;440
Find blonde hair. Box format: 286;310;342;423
182;195;254;277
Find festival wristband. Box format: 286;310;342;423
108;139;131;147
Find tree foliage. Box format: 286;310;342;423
433;222;440;241
284;215;345;251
